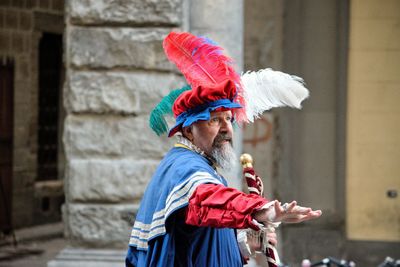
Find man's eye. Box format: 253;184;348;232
211;117;219;123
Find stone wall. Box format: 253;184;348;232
0;0;64;229
63;0;185;248
243;0;283;201
63;0;246;249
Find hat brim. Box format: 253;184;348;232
168;99;242;137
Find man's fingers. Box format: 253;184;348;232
287;201;297;212
282;209;323;223
274;200;283;214
293;206;312;214
312;210;322;217
272;200;322;223
301;210;322;221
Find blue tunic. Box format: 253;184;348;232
126;147;244;267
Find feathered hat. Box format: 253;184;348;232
149;31;310;137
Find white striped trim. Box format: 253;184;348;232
266;257;277;265
152;172;221;222
129;171;223;249
244;172;256;180
248;187;261;194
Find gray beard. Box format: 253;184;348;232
211;142;237;170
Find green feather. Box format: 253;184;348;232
149;85;191;136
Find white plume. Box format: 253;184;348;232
241;68;310;122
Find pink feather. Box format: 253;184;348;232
163;31;247;122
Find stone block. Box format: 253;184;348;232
23;33;31;52
11;0;23;8
0;0;10;7
63;203;138;248
0;9;4;28
25;0;35;8
5;9;18;29
34;12;64;33
0;32;10;50
19;10;32;31
65;71;139;114
68;0;182;26
66;159;158;202
65;70;184;114
69;27;173;70
51;0;65;13
13;147;35;172
63;114;173;160
39;0;51;10
18;54;29;77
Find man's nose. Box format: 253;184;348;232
219;119;231;133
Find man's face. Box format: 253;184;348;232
188;110;234;156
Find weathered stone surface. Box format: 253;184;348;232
48;248;125;267
189;0;244;68
65;70;184;114
68;0;182;26
69;27;173;70
64;203;138;248
244;0;283;70
63;114;173;159
66;159;158;202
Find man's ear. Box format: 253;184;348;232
182;126;194;141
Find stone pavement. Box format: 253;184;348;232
0;223;66;267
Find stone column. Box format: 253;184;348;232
243;0;284;204
188;0;244;189
49;0;184;266
49;0;245;266
279;0;347;264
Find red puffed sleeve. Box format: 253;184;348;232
185;183;269;230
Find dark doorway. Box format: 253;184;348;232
35;33;64;223
0;58;14;234
37;33;62;182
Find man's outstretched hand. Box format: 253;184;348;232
253;200;322;225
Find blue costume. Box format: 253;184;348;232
126;146;244;267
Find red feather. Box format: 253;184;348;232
163;31;247;122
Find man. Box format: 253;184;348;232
126;31;321;266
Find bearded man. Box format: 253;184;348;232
126;95;321;266
125;31;321;267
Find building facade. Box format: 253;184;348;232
0;0;399;266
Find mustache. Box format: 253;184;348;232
212;134;232;147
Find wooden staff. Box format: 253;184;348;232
240;153;280;267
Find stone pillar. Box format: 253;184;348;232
49;0;184;266
243;0;284;204
189;0;243;70
278;0;348;264
50;0;245;266
242;2;284;264
188;0;244;189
